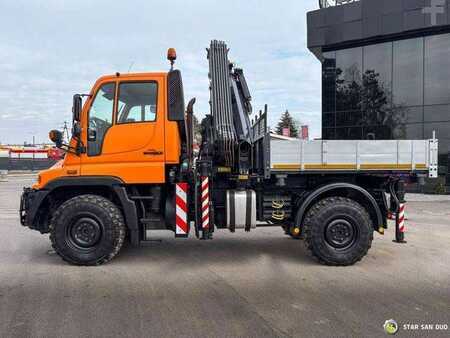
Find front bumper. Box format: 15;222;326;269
20;188;49;232
19;188;33;226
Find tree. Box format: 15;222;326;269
192;114;202;144
192;114;200;133
275;110;298;138
334;66;407;140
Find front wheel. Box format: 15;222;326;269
302;197;373;266
49;194;126;265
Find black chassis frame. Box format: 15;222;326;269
20;170;403;245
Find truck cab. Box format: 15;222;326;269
21;52;192;264
35;70;185;190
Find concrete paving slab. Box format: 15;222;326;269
0;176;449;337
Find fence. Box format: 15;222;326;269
0;149;57;171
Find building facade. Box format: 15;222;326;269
308;0;450;188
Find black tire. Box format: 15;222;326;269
49;194;126;266
303;197;373;266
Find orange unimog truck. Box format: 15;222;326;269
20;41;438;266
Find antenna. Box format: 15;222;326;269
127;61;135;73
62;121;70;143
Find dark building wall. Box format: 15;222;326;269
308;0;450;181
321;33;450;171
448;147;450;185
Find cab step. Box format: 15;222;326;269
129;196;155;200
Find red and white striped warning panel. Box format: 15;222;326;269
176;183;189;237
398;203;406;233
201;177;210;230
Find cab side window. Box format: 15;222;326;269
88;83;115;156
117;82;157;124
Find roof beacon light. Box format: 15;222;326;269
167;48;177;70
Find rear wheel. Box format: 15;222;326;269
49;194;126;266
302;197;373;266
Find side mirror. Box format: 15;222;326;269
49;130;63;148
72;94;82;122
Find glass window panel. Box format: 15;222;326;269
393;38;424;107
362;126;392;140
336;112;346;127
424;122;450;141
347;127;363;139
435;139;449;169
363;42;393;104
88;82;115;156
440;139;449;164
361;105;407;131
424;104;450;122
404;106;423;124
322;51;336;113
336;127;362;139
336;47;362;112
323;112;335;128
406;123;423;139
117;82;157;124
393;123;424;140
322;128;336;140
336;111;362;127
425;34;450;105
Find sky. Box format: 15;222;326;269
0;0;321;144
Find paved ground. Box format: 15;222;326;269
0;176;449;338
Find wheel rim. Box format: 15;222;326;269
67;215;102;250
324;219;358;250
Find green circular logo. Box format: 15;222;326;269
384;319;399;335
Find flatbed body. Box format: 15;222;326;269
268;138;438;176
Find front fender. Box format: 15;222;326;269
20;188;50;232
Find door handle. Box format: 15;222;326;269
143;150;163;156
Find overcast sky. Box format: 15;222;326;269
0;0;321;144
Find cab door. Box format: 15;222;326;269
80;75;167;184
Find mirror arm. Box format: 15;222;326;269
57;136;85;157
75;135;86;155
59;143;82;156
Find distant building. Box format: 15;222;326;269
308;0;450;188
301;125;309;140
